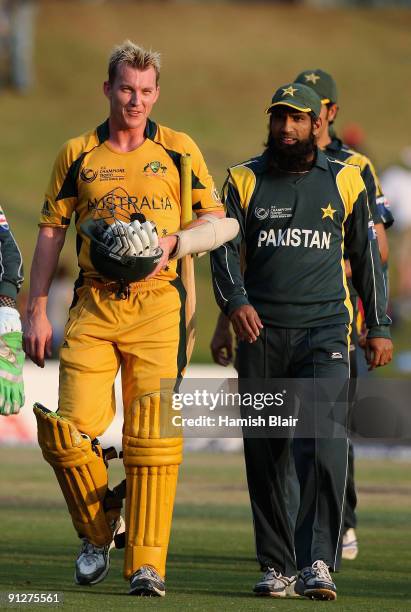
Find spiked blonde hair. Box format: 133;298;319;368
108;40;161;85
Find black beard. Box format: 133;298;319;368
265;133;316;173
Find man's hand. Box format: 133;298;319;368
146;235;178;279
23;310;53;368
0;331;25;415
24;226;66;367
230;305;263;343
364;337;393;371
210;314;233;366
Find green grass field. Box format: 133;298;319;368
0;449;410;611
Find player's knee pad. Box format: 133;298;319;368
122;393;183;579
34;402;112;546
123;391;183;466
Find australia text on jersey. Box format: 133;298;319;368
87;188;175;215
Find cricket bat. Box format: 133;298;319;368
180;154;196;364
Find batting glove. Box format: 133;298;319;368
102;220;159;258
128;219;159;256
0;331;25;416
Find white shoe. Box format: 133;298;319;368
295;560;337;600
342;528;358;560
253;568;298;597
75;516;125;585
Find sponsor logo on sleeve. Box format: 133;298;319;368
41;200;51;218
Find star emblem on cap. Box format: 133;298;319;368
305;72;320;84
321;203;337;220
282;86;298;97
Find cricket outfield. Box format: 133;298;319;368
0;449;409;611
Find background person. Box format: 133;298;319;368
0;0;36;92
0;202;24;416
381;147;411;323
293;68;394;561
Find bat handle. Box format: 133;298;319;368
180;153;192;229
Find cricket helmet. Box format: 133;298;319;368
81;215;163;283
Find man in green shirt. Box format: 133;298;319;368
294;69;394;561
211;68;394;563
210;83;392;600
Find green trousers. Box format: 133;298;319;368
238;325;349;575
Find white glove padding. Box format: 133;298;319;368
127;223;144;256
102;220;159;257
102;220;132;257
0;307;22;334
128;220;159;256
171;215;239;259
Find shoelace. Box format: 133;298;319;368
265;568;290;585
311;560;332;581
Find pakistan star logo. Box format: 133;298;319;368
282;86;298;97
304;72;320;84
144;160;167;175
321;203;337;220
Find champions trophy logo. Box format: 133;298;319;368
80;168;98;183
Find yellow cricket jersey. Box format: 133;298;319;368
39;119;222;282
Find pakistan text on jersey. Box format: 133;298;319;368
257;228;332;250
88;195;174;212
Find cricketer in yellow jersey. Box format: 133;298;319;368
23;40;231;598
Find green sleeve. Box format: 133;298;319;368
344;188;391;338
361;163;381;225
210;175;250;315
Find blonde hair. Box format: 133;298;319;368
108;40;161;85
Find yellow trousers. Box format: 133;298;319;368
56;277;186;578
